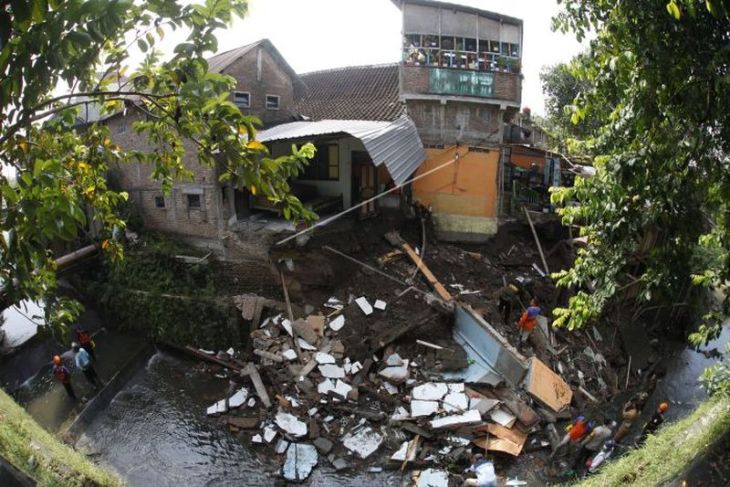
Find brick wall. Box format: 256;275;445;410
221;46;296;126
105;112;223;239
406;99;503;147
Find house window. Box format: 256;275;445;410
154;196;165;208
233;91;250;109
265;95;280;110
300;145;339;181
187;194;201;209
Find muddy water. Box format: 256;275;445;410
84;352;404;487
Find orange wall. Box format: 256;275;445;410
413;146;500;218
511;151;546;170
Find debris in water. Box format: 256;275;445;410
282;443;318;481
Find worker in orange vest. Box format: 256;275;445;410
517;298;541;348
551;415;589;458
52;355;76;400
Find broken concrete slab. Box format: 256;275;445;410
315;352;336;365
207;399;227;416
429;410;482;429
324;297;344;310
341;426;383;459
416;469;449;487
385;353;404;366
331;457;349;471
228;388;249;409
412;382;449;401
298;338;317;351
282;349;298;361
442;392;468;413
374;299;387;311
332;380;352;399
318;379;335;395
378;360;410;384
390;440;417;462
282;443;318;482
319;364;345;379
489;408;517;428
263;426;277;443
281;319;293;337
411;400;440;418
275;412;308;438
382;381;398;395
525;357;572;413
275;439;289;454
355;297;373;316
329;315;345;332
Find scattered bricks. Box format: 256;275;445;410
313;437;334;454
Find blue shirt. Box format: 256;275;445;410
75;348;91;370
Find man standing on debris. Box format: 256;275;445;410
72;342;102;388
461;453;496;486
574;418;614;471
551;415;589;458
517;299;541;348
638;402;669;444
613;400;640;443
52;355;76;400
493;282;520;324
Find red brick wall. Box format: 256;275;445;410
221;46;296;126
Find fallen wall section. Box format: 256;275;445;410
451;304;528;387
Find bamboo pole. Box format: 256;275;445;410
524;207;550;276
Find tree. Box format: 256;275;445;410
0;0;314;328
549;0;730;351
539;55;601;151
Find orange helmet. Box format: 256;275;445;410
52;355;62;365
659;402;669;413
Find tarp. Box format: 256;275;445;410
256;117;426;186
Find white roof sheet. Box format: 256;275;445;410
257;117;426;185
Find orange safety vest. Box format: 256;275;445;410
518;311;537;332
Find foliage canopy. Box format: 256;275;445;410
549;0;730;350
0;0;314;325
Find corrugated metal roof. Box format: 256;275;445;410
256;116;426;186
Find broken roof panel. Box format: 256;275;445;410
257;117;426;186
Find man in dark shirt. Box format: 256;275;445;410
638;402;669;444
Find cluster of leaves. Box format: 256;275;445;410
0;0;315;329
548;0;730;350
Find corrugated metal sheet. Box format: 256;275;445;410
256;116;426;185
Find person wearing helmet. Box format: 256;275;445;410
613;400;640;443
587;439;616;473
638;402;670;444
493;282;520;324
75;327;96;361
51;355;76;400
72;342;102;388
574;418;614;471
551;415;589;458
517;298;541;348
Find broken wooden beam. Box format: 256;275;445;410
160;342;243;371
243;362;272;408
384;231;452;301
523;207;550;276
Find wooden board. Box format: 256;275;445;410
401;243;452;301
525;357;572;413
472;423;527;457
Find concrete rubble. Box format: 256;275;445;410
191;227;631;483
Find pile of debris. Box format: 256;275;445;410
176;226;645;484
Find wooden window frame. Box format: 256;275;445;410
233;91;251;109
265;94;280;110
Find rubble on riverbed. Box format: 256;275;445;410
184;223;646;483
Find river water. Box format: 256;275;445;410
83;351;405;487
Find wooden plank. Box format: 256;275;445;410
243;362;272;408
524;207;550;275
401;242;452;301
525;357;572;413
280;269;302;362
472;423;527;457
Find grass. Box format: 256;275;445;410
577;395;730;487
0;388;123;487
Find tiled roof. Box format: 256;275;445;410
295;64;405;122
